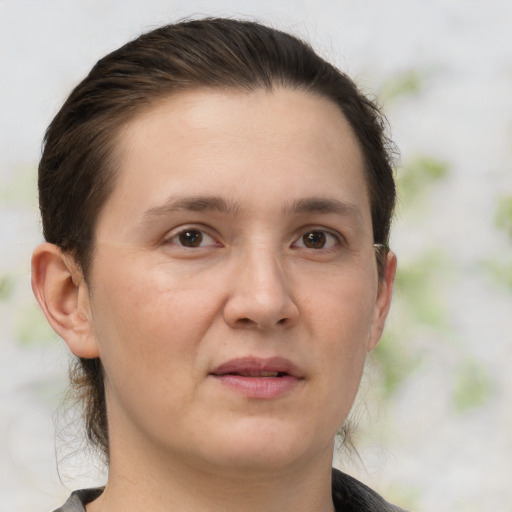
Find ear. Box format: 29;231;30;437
31;243;99;358
367;250;397;351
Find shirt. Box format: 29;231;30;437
53;468;407;512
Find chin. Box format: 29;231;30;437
200;418;331;472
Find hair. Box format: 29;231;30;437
38;17;397;462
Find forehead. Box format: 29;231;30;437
100;87;370;232
117;87;364;166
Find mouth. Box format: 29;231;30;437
210;357;303;379
209;357;303;399
222;371;286;377
214;370;288;378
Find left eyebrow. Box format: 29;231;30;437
284;197;364;225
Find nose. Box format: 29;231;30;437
223;249;299;330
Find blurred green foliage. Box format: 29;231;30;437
480;259;512;291
374;142;505;417
16;302;56;346
379;69;425;104
373;153;451;397
453;357;492;413
385;482;421;512
495;195;512;241
480;194;512;291
374;251;449;398
373;331;418;399
0;164;38;206
394;250;449;329
397;155;449;208
0;273;15;300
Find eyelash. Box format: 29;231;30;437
291;229;344;251
164;227;220;249
163;226;346;251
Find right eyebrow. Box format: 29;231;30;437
141;195;241;222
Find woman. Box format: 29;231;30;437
31;18;403;512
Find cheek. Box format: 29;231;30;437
304;265;377;344
303;270;377;422
88;255;223;393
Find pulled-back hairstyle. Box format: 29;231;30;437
38;17;396;462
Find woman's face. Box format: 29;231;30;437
82;88;394;473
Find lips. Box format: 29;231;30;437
209;357;303;399
210;357;303;379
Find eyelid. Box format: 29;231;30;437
162;224;222;248
291;227;347;249
159;224;348;250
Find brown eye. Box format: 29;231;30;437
178;230;204;247
302;231;327;249
165;228;219;251
292;229;340;251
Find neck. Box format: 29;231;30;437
87;439;335;512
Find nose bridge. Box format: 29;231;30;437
243;244;287;299
223;242;298;329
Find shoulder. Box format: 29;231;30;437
53;475;405;512
332;468;408;512
52;488;104;512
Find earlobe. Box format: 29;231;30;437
31;243;100;359
367;250;397;351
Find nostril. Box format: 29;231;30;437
238;318;255;327
235;316;289;329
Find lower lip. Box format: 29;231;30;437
211;375;301;399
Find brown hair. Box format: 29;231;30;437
38;17;396;461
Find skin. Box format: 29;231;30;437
32;88;396;512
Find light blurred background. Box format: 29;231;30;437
1;1;511;511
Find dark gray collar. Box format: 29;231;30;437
53;469;407;512
332;468;407;512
